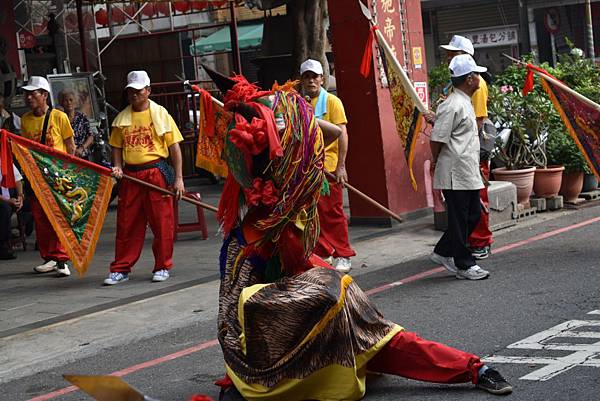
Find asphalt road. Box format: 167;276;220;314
4;206;600;401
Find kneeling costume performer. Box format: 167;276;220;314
204;68;512;401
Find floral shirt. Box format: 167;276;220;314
71;111;95;159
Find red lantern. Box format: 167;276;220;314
123;4;135;17
191;1;208;11
172;1;190;13
156;2;170;16
141;3;156;17
111;7;126;24
95;8;108;26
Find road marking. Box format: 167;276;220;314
24;215;600;400
484;316;600;381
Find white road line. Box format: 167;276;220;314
587;310;600;315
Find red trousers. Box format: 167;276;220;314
367;331;482;384
110;166;174;273
468;161;493;249
314;178;356;259
216;331;482;391
30;197;69;262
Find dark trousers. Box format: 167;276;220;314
434;189;481;269
0;189;17;245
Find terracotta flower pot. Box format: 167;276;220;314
559;172;584;202
492;166;536;206
582;174;598;192
533;165;564;198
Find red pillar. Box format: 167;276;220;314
328;0;431;225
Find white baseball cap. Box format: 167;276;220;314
440;35;474;56
300;59;323;76
125;70;151;90
449;54;487;77
22;76;51;93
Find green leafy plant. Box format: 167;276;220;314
488;80;551;169
546;115;591;174
428;62;450;111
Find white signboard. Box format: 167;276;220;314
454;25;519;49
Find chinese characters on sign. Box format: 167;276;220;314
380;0;398;58
455;25;519;48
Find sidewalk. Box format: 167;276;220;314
0;181;585;383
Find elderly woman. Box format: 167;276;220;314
58;88;96;159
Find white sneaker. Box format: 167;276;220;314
33;260;57;273
152;269;170;282
56;262;71;277
456;265;490;280
335;257;352;274
430;252;457;273
104;272;129;285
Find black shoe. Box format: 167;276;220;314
471;246;490;260
219;387;245;401
0;247;16;260
477;368;513;395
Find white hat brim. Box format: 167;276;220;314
125;83;148;90
440;44;461;52
21;84;47;92
473;65;488;73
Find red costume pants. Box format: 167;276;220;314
30;197;69;262
314;177;356;259
217;330;483;391
367;331;483;384
109;166;174;273
468;161;493;249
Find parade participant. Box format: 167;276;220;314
104;70;184;285
203;69;511;401
299;58;355;273
58;88;97;161
21;76;75;277
430;55;489;280
0;159;23;260
0;94;20;133
440;35;493;260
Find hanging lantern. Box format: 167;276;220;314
141;3;156;17
156;2;170;16
111;7;126;24
123;4;135;17
191;1;208;11
172;1;190;13
95;8;109;26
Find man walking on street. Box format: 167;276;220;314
430;55;489;280
440;35;493;260
104;70;185;285
21;76;75;277
299;59;355;273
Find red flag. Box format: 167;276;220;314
360;25;378;78
522;64;560;96
0;129;16;188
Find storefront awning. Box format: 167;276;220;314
190;23;263;54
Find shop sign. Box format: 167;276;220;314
412;47;423;69
414;82;428;108
18;31;36;49
455;25;519;48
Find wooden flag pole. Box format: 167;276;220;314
121;174;219;213
502;53;600;112
326;172;403;223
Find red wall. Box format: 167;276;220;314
328;0;431;221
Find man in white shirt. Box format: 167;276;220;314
0;160;24;259
429;55;490;280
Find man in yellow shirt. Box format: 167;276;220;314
104;70;185;285
21;76;75;277
300;59;355;273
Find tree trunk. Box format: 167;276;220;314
290;0;329;83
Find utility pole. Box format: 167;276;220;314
585;0;595;61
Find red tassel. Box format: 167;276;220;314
191;85;216;138
360;25;378;78
522;64;560;96
217;175;241;236
248;102;283;159
0;130;16;188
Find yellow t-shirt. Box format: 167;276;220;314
21;109;74;152
471;78;488;118
310;93;348;173
109;109;183;165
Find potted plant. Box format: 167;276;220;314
488;74;552;205
546;129;589;202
